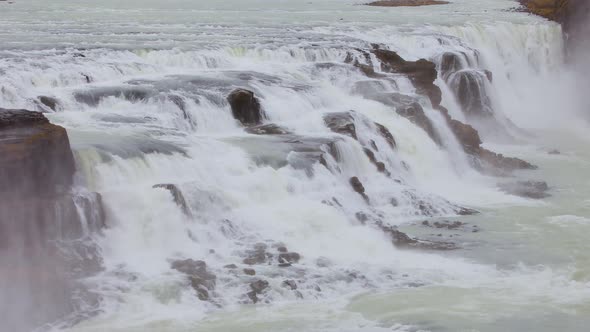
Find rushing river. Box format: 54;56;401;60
1;0;589;331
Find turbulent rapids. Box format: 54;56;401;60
1;0;589;331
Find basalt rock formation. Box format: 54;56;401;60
0;108;104;332
363;49;536;173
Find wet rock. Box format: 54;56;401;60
38;96;59;111
224;264;238;269
375;122;397;149
372;49;442;107
282;280;298;290
153;184;191;216
439;52;468;80
422;220;466;230
378;93;443;145
245;123;291;135
171;259;216;301
277;246;288;253
243;268;256;276
278;252;301;265
350;177;369;202
448;70;493;118
436;106;536;172
477;148;537;172
323;112;358;140
0;109;76;195
243;243;271;265
377;222;458;250
250;279;269;293
226;134;342;173
499;180;550;199
548;149;561;155
248;279;270;303
364;148;388;174
74;86;154;107
0;109;101;331
227;88;264;126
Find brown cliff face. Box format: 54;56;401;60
0;109;102;331
520;0;590;55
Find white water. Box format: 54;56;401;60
1;0;589;331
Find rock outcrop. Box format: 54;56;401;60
372;49;442;107
171;259;216;301
227;89;265;126
362;50;536;173
0;108;103;332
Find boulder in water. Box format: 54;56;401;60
323;112;358;140
248;279;270;303
38;96;60;111
171;259;216;301
227;88;264;126
153;183;191;216
499;180;550;199
245;123;291;135
350;177;369;202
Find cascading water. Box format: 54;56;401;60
1;0;589;331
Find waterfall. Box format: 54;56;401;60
1;2;587;330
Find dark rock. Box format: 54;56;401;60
484;70;493;82
349;177;369;202
499;180;550;199
477;148;537;172
171;259;216;301
247;291;259;303
38;96;59;111
153;184;191;216
277;246;288;253
278;252;301;264
448;70;493;118
282;280;298;290
250;279;270;294
227;88;264;126
439;52;467;80
243;268;256;276
74;86;154;107
0;109;76;195
224;264;238;269
377;222;459;250
372;49;442;107
227;134;343;173
375;122;397;149
243;243;271;265
245;123;291;135
323;112;357;140
548;149;561;155
364;148;388;174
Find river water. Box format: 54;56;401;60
1;0;589;331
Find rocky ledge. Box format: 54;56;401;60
367;0;450;7
0;108;104;332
